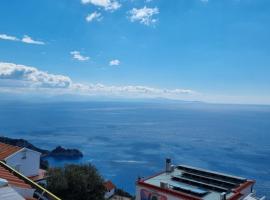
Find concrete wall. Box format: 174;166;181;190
6;148;41;177
136;185;183;200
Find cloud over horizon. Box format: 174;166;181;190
0;62;197;100
0;62;71;88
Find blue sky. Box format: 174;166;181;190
0;0;269;104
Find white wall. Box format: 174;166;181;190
105;188;115;199
136;185;184;200
13;186;35;199
6;148;41;177
240;184;253;199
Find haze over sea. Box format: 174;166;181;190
0;101;269;197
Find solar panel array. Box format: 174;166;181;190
171;165;247;193
169;182;208;197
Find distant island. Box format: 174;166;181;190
0;136;83;159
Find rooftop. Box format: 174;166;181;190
0;161;60;200
0;165;31;189
0;186;25;200
104;180;116;191
0;142;23;160
138;164;255;200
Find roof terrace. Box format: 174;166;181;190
137;159;255;200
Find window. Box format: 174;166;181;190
21;150;27;159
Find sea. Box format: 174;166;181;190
0;101;269;198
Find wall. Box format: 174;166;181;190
136;185;185;200
6;148;41;177
105;188;115;199
240;184;253;200
13;186;35;199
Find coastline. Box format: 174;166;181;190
0;136;83;160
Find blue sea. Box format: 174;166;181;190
0;101;269;198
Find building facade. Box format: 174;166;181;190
104;180;116;199
0;142;41;177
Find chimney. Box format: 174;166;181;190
165;158;172;173
220;192;226;200
160;182;169;189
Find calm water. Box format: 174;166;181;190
0;101;269;197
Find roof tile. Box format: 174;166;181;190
104;180;116;191
0;142;22;160
0;165;31;189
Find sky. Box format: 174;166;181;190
0;0;270;104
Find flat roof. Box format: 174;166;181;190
138;164;255;200
0;186;25;200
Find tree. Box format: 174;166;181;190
47;164;105;200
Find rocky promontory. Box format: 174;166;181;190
0;136;83;160
50;146;83;159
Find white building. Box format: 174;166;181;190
136;159;265;200
104;180;116;199
0;142;41;178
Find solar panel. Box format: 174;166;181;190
177;165;246;185
182;172;237;190
182;171;237;186
169;182;208;197
172;175;228;193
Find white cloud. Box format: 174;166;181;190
0;33;45;45
21;35;45;45
0;34;19;41
81;0;121;11
0;62;71;88
70;51;90;61
109;59;120;66
86;11;103;22
0;62;197;100
129;6;159;26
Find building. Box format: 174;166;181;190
136;159;265;200
0;165;35;200
0;142;46;183
0;160;60;200
111;195;132;200
104;180;116;199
